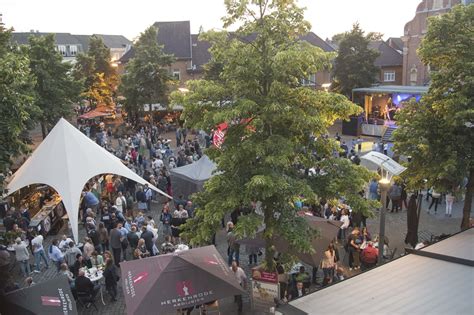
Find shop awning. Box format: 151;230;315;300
79;110;110;119
352;85;429;95
7;118;172;243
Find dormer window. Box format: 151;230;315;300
57;45;67;56
69;45;77;56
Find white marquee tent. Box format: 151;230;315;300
7;118;172;242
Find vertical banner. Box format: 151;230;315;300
213;122;228;149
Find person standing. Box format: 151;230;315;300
114;191;127;218
144;184;153;212
445;192;455;217
140;226;154;256
389;182;402;213
98;222;109;253
31;231;49;272
321;244;336;285
13;238;31;277
48;239;64;271
227;222;240;266
160;205;172;237
103;258;119;302
339;209;350;242
429;190;441;214
110;223;123;267
231;261;247;313
349;228;362;270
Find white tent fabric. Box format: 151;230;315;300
360;151;407;176
170;155;217;181
7;118;172;242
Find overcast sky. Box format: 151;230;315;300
2;0;419;41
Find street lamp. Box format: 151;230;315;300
378;177;391;265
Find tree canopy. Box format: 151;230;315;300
394;4;474;229
0;25;38;174
119;26;175;123
173;0;376;270
73;36;117;108
332;23;379;98
28;34;81;138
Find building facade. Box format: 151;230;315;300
119;21;334;89
12;32;131;63
402;0;462;85
370;41;403;85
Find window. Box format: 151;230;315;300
69;45;77;56
410;66;418;86
173;69;181;81
57;45;67;56
383;71;396;82
432;0;443;10
302;74;316;86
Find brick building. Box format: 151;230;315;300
369;41;403;85
401;0;462;85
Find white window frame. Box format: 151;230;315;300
302;73;316;86
173;69;181;81
383;71;396;82
69;45;77;56
57;45;67;56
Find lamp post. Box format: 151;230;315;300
378;178;391;265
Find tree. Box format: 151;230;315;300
119;26;175;123
172;0;376;270
394;4;474;230
28;34;81;138
0;25;38;175
332;23;379;98
74;36;117;109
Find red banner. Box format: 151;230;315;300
251;266;278;284
213;122;228;149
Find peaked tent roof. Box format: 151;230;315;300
7;118;171;242
120;245;244;314
170;155;217;182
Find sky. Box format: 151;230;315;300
1;0;420;41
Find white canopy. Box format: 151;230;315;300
7;118;172;242
170;155;217;182
360;151;407;177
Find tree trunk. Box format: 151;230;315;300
460;169;473;230
263;206;276;272
41;122;48;139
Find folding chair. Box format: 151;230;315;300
76;291;99;311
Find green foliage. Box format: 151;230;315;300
28;34;81;136
173;0;375;270
0;26;38;173
73;36;117;109
394;4;474;229
332;23;380;97
119;26;175;122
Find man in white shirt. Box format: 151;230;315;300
58;234;73;251
231;261;247;312
115;191;127;213
31;232;49;272
151;158;164;173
